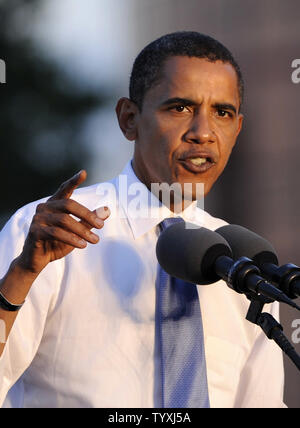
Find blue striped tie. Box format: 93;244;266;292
157;217;210;408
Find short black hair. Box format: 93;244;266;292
129;31;244;111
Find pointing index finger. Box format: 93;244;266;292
49;170;87;201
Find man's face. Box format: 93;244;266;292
131;56;243;202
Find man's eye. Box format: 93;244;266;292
171;105;189;113
217;109;232;118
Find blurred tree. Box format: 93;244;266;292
0;0;106;226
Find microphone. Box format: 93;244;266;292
156;221;300;310
216;224;300;300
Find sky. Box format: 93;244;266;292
33;0;138;90
30;0;139;182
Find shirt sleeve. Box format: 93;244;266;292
233;301;287;408
0;203;61;407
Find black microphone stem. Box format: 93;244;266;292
258;313;300;372
245;295;300;372
261;263;300;300
214;256;300;311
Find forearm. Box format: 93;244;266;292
0;173;110;360
0;256;40;357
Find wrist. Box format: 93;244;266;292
0;256;41;306
14;253;45;277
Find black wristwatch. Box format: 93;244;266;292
0;291;24;311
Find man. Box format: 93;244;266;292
0;32;286;407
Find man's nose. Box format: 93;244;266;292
184;110;216;144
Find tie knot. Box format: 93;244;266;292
159;217;184;232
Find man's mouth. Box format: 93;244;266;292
189;157;208;166
178;154;216;173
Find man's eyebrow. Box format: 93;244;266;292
213;103;237;115
161;98;238;114
160;97;197;107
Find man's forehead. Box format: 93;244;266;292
154;56;240;105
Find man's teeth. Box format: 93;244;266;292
189;157;207;166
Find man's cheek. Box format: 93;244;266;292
217;156;231;178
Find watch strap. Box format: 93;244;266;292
0;291;24;311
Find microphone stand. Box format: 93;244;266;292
245;292;300;372
214;255;300;371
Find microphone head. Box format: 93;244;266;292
156;221;232;285
216;224;278;266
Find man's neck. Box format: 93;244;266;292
131;158;196;214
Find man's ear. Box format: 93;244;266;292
115;97;139;141
236;113;244;138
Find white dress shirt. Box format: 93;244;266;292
0;161;286;408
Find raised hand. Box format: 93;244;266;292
18;170;110;274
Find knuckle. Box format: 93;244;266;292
57;213;69;228
28;222;46;242
62;198;73;211
28;223;38;238
87;211;97;224
32;212;41;225
32;212;47;227
84;228;92;239
55;179;71;198
36;202;46;213
58;180;68;191
46;225;58;237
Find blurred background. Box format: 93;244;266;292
0;0;299;408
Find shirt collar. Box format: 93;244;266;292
115;160;206;239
